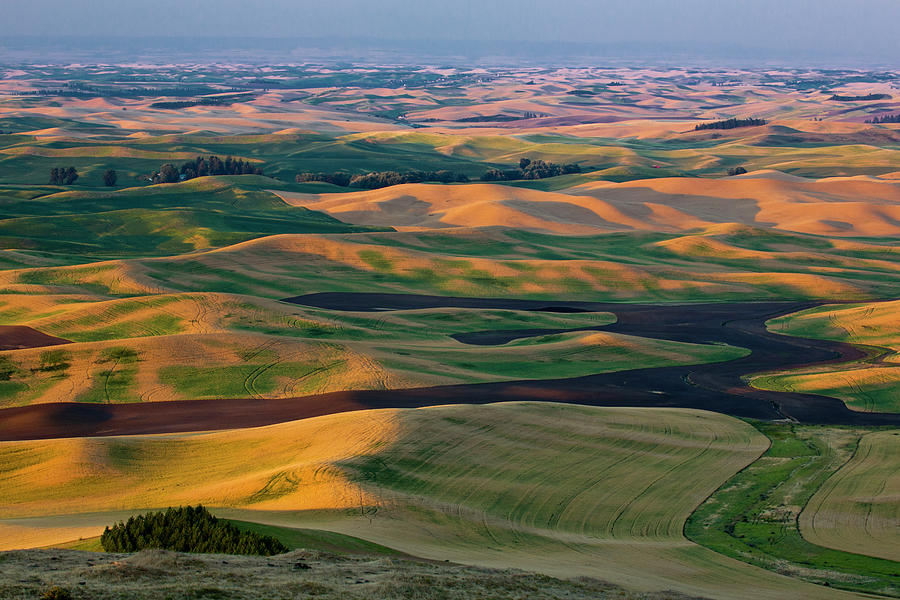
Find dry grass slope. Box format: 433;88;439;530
0;548;705;600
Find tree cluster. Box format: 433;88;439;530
727;166;748;176
456;112;541;122
14;84;225;99
150;94;251;110
480;158;581;182
295;169;469;189
103;169;118;187
49;167;78;185
694;118;767;131
828;93;891;101
296;172;354;187
152;155;263;184
150;98;229;110
100;505;287;556
866;113;900;124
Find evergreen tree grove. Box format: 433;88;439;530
867;113;900;124
151;155;263;184
100;505;288;556
296;169;469;189
694;118;767;131
480;158;581;182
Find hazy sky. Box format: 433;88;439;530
4;0;900;62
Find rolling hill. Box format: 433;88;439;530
1;402;858;600
275;172;900;238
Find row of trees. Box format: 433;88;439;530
149;94;251;110
47;157;582;191
100;505;288;556
150;98;229;110
456;112;541;122
295;159;581;189
48;168;117;186
48;155;261;187
828;93;891;101
15;84;226;98
481;158;581;182
694;118;767;131
866;113;900;124
296;169;470;189
152;155;263;184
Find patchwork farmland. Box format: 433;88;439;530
0;60;898;600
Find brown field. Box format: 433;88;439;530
0;326;70;351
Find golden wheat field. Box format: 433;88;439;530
800;430;900;562
3;402;865;599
